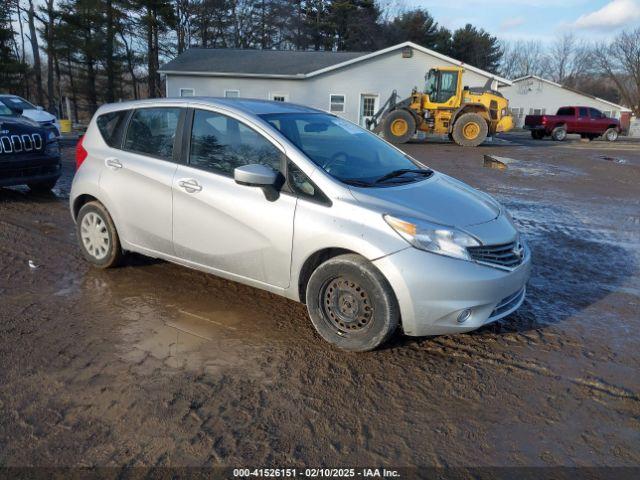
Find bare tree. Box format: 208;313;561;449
26;0;44;106
592;27;640;116
547;33;591;87
500;40;549;79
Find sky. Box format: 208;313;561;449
398;0;640;41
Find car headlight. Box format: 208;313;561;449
384;214;480;261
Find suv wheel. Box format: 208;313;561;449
604;128;618;142
76;201;123;268
305;254;399;352
551;126;567;141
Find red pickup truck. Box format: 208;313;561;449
525;106;620;142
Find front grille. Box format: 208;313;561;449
490;287;525;319
467;240;525;269
0;134;44;154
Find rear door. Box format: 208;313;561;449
589;108;608;134
171;108;296;288
99;106;184;255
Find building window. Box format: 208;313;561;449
179;88;194;97
225;90;240;98
529;108;546;115
362;96;376;117
330;94;345;113
270;93;289;102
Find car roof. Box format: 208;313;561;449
98;97;326;118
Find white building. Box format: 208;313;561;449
160;42;512;127
500;75;633;131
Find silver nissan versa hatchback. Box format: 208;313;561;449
70;98;531;351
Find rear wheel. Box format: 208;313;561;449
305;254;399;352
76;201;123;268
551;126;567;141
383;109;416;144
28;178;58;193
451;113;488;147
604;128;618;142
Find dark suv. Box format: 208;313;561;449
0;103;61;192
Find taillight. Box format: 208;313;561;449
541;116;547;125
75;135;88;170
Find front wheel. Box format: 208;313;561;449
76;201;123;268
604;128;618;142
382;109;416;144
305;254;399;352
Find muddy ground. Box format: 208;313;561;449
0;132;639;469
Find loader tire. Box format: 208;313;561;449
451;113;488;147
383;110;416;144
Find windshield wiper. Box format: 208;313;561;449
375;168;432;184
341;178;375;187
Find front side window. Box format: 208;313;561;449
330;95;345;113
189;109;283;177
123;108;181;160
262;113;424;187
97;110;129;148
287;161;329;204
433;71;458;103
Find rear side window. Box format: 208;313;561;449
123;108;181;160
97;110;129;148
579;107;589;117
589;108;603;119
189;109;283;177
557;107;574;116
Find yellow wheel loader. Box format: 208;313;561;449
367;66;513;147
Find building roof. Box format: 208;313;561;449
160;48;368;78
509;75;632;112
160;42;512;86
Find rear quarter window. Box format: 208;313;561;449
97;110;130;148
557;107;574;116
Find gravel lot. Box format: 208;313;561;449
0;132;639;469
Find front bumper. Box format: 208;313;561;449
373;246;531;336
0;154;61;187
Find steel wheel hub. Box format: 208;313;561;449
321;277;373;333
81;212;110;260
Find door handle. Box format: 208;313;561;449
105;157;122;170
178;178;202;193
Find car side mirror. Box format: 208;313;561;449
14;107;23;115
234;164;278;187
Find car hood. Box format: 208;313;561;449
0;115;44;133
349;172;501;228
21;109;56;123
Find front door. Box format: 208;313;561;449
172;108;296;288
99;106;182;255
359;94;378;128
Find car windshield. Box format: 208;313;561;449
1;96;36;111
260;113;429;187
0;104;15;116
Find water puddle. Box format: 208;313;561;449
483;155;584;177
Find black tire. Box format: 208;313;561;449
604;128;618;142
451;112;488;147
28;178;58;192
551;126;567;141
382;109;416;144
531;130;544;140
305;254;399;352
76;201;123;269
